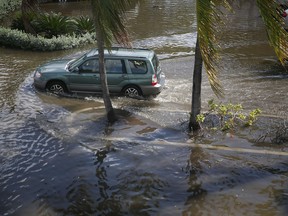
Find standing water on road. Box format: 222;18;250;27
0;1;288;215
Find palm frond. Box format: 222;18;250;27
197;0;231;97
91;0;135;49
256;0;288;65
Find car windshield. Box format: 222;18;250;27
67;54;87;71
67;49;98;71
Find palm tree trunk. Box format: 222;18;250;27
21;0;37;35
189;36;203;132
92;0;117;124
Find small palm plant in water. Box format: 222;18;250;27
196;99;262;132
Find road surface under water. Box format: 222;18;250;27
0;0;288;215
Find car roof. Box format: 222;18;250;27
86;47;155;59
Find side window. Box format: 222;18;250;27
128;60;147;74
152;55;159;71
105;59;125;74
79;59;99;73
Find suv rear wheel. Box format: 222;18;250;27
123;85;142;98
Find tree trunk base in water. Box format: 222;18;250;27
107;110;117;124
189;121;201;133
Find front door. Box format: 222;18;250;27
68;58;101;93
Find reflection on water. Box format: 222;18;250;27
0;0;288;215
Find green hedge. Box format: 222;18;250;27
0;0;21;20
0;27;96;51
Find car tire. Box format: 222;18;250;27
123;85;142;98
47;81;67;95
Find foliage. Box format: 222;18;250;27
0;27;96;51
196;0;232;97
11;12;95;38
91;0;134;48
34;12;75;38
257;120;288;145
0;0;21;20
256;0;288;65
196;99;261;131
74;16;95;35
11;11;36;31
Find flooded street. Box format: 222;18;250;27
0;0;288;215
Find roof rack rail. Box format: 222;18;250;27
109;47;150;51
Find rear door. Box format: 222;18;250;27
105;59;129;93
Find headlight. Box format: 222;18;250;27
34;70;42;78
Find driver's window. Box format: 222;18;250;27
79;59;99;73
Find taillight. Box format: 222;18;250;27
152;74;158;86
283;11;287;17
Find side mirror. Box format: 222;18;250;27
72;67;79;73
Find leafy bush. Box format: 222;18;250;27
11;11;37;31
35;12;75;38
257;120;288;145
74;16;95;35
0;0;21;20
196;99;261;131
10;12;95;38
0;27;96;51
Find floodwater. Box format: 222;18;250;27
0;0;288;215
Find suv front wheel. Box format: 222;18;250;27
47;81;67;95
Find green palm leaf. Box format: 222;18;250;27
197;0;231;97
256;0;288;64
91;0;134;48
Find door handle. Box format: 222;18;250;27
92;75;99;79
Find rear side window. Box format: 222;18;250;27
105;59;126;74
128;60;147;74
152;55;159;71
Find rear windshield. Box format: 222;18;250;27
152;55;159;72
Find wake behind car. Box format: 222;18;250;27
33;47;165;98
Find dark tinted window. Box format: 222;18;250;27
105;59;125;74
152;55;159;71
79;59;99;73
128;60;147;74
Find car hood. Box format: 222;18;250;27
38;59;74;73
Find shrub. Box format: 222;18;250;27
0;0;21;20
0;27;96;51
11;11;38;31
34;12;75;38
74;16;95;35
10;12;96;38
196;99;261;131
257;120;288;145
